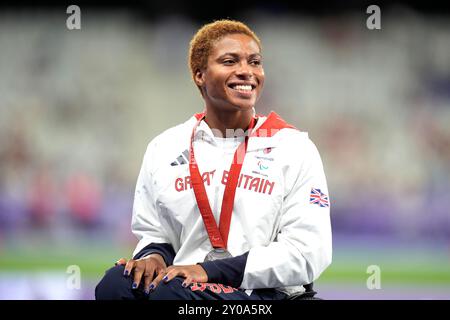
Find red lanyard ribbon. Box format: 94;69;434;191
189;115;256;249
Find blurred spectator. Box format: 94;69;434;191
27;166;57;228
64;173;102;229
0;125;31;233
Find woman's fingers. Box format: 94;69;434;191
149;270;167;292
161;265;207;285
123;259;135;277
182;275;193;288
129;265;206;294
162;266;179;283
132;262;145;290
120;255;169;293
143;265;156;294
115;258;127;266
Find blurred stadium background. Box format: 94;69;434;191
0;1;449;299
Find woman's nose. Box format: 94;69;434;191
235;62;253;77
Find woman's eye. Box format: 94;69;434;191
250;60;261;66
223;60;235;65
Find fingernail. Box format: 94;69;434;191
163;276;168;282
144;289;150;295
123;270;129;276
149;284;155;290
132;282;138;289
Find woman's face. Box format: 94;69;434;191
195;33;265;113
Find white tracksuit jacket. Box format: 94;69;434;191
131;112;332;294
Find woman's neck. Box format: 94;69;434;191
204;108;254;138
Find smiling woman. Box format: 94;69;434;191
95;19;332;300
196;34;263;123
190;21;264;137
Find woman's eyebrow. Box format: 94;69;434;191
217;52;262;59
249;53;262;59
217;52;240;59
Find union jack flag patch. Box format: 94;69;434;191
310;188;329;207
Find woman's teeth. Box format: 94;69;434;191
233;85;252;91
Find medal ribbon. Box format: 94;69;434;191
189;114;256;249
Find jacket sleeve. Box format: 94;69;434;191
131;141;173;258
133;243;176;266
199;252;249;288
240;135;332;289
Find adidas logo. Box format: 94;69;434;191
170;149;189;166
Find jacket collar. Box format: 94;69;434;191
190;111;298;150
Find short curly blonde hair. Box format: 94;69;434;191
188;19;261;84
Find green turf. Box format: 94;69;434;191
317;264;450;284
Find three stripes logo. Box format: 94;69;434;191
170;149;190;166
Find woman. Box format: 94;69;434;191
95;19;332;300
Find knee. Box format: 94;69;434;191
149;277;188;300
95;265;133;300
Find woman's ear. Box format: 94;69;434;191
194;70;204;87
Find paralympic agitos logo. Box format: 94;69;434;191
258;160;269;170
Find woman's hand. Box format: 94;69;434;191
162;264;208;287
115;254;167;294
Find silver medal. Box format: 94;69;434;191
204;248;233;262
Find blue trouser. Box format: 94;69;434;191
95;265;287;300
